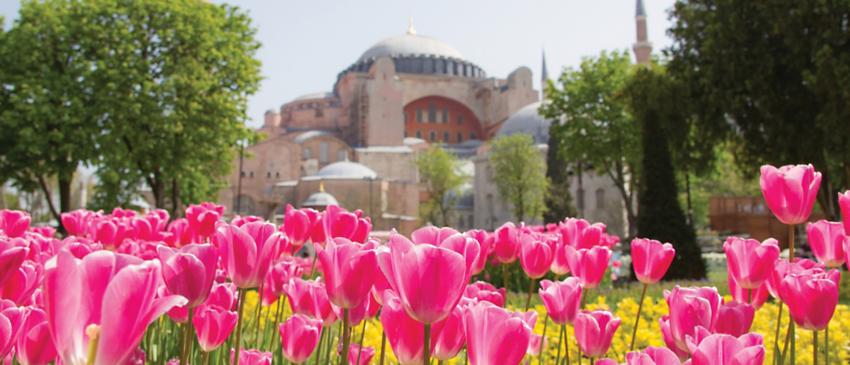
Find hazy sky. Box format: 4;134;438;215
1;0;678;129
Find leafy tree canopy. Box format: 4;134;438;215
489;133;549;223
412;144;467;227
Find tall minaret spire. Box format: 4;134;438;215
541;47;550;99
633;0;653;66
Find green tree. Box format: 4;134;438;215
412;144;467;226
667;0;850;220
621;67;706;280
0;1;101;226
489;133;549;223
83;0;262;216
541;51;641;235
542;121;576;224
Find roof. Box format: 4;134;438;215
294;92;337;101
636;0;646;16
303;191;339;207
358;34;465;63
355;146;414;153
496;101;553;144
314;161;378;179
292;131;336;144
403;137;427;146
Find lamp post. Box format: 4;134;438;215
237;139;244;214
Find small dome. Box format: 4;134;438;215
497;101;552;144
358;34;465;63
294;92;337;101
315;161;378;179
403;137;427;146
293;131;335;144
303;191;339;207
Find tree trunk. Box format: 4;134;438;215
0;182;6;209
37;175;62;232
152;177;166;210
171;178;182;218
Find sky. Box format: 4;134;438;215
1;0;679;129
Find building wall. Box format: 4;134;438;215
403;96;484;143
354;148;418;183
229;138;301;215
568;170;628;238
297;135;352;171
471;145;548;230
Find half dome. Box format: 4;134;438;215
497;101;552;144
315;161;378;179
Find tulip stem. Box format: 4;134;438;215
187;307;196;365
203;351;211;365
825;325;829;365
539;313;549;365
774;302;783;365
565;327;570;365
356;320;367;365
234;287;247;365
814;331;818;365
504;264;509;306
525;278;536;311
309;254;318;279
555;325;564;365
254;283;265;348
313;327;325;365
181;316;189;365
271;296;286;353
629;283;648;353
379;331;387;365
341;309;351;365
423;324;432;365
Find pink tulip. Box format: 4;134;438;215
0;210;30;238
260;258;303;306
43;250;187;365
278;314;322;364
193;304;238;352
351;216;372;243
377;231;479;324
206;283;239;312
186;203;224;241
371;264;391;305
519;233;554;279
58;237;101;259
157;244;218;308
658;316;689;362
430;305;465;360
766;258;824;300
346;344;375;365
494;222;520;263
166;219;194;247
282;205;312;246
760;164;821;224
465;230;494;275
574;310;621;358
91;218;125;249
28;226;55;239
315;238;378;309
560;219;606;249
631;238;676;285
550;235;571;275
60;210;93;238
215;222;281;288
0;261;42;306
727;272;769;311
840;191;850;233
463;281;506;308
663;286;723;352
714;301;755;338
15;308;57;365
230;349;271;365
527;334;547;356
780;269;840;331
539;277;582;326
380;291;424;365
230;215;264;228
685;333;765;365
464;301;532;365
322;205;360;242
0;239;28;288
283;278;336;327
807;220;847;267
0;301;26;360
596;346;683;365
723;237;780;289
565;246;612;289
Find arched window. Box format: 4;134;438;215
457;115;463;124
443;131;450;142
319;142;330;163
470;133;477;140
429;131;436;142
337;149;347;162
442;109;448;124
596;189;605;209
456;133;463;143
416;108;423;123
428;103;436;123
404;112;408;124
415;130;422;139
404;130;409;138
302;147;313;160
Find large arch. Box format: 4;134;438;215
403;96;485;144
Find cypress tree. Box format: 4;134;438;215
543;123;576;224
637;108;705;280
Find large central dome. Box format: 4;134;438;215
358;34;466;63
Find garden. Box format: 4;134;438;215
0;163;848;365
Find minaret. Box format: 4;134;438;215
633;0;653;66
541;48;550;99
